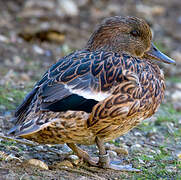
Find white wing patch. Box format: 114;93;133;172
64;84;110;101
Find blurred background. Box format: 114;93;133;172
0;0;181;179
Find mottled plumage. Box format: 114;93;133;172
8;16;175;171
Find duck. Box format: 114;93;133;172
8;16;175;171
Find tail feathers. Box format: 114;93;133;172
13;87;38;125
7;125;19;136
8;124;40;137
8;117;60;137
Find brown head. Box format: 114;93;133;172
86;16;175;64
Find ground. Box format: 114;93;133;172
0;0;181;179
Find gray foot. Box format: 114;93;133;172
98;153;140;172
109;162;140;172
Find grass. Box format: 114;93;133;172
128;103;181;180
166;77;181;83
0;83;32;112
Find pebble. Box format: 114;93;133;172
67;154;79;165
56;160;73;168
34;145;45;151
136;4;153;17
58;0;79;16
134;131;142;137
107;150;117;158
19;175;36;180
25;159;49;170
171;51;181;63
130;144;142;152
112;147;128;156
155;149;161;155
77;0;89;7
151;6;165;16
138;159;145;164
20;73;30;81
175;83;181;89
173;102;181;111
13;55;22;65
178;118;181;125
105;143;115;150
25;0;54;10
33;45;44;54
0;34;9;42
165;165;177;173
171;90;181;101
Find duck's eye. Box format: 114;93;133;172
130;30;140;37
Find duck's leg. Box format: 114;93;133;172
95;137;140;172
67;143;98;166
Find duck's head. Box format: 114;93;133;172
86;16;175;64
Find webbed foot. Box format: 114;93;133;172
98;153;140;172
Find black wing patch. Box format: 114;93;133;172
42;94;98;113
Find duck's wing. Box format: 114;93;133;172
9;51;137;136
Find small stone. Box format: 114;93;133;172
33;45;44;54
138;159;145;164
112;147;128;156
68;155;79;160
165;165;177;173
58;0;79;16
19;175;36;180
13;56;22;65
173;102;181;111
155;149;161;155
171;90;181;101
105;143;115;150
178;118;181;125
175;83;181;89
77;0;89;7
79;177;88;180
151;6;165;16
0;34;9;42
134;131;142;137
107;150;117;158
20;73;30;81
131;144;142;152
25;0;54;10
57;160;73;168
67;155;79;165
34;145;44;151
26;159;49;170
171;51;181;63
136;4;152;16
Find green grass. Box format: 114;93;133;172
129;147;180;179
0;84;31;112
166;77;181;83
129;103;181;179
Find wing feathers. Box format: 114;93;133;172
10;50;131;135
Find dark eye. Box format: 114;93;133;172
130;30;140;37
